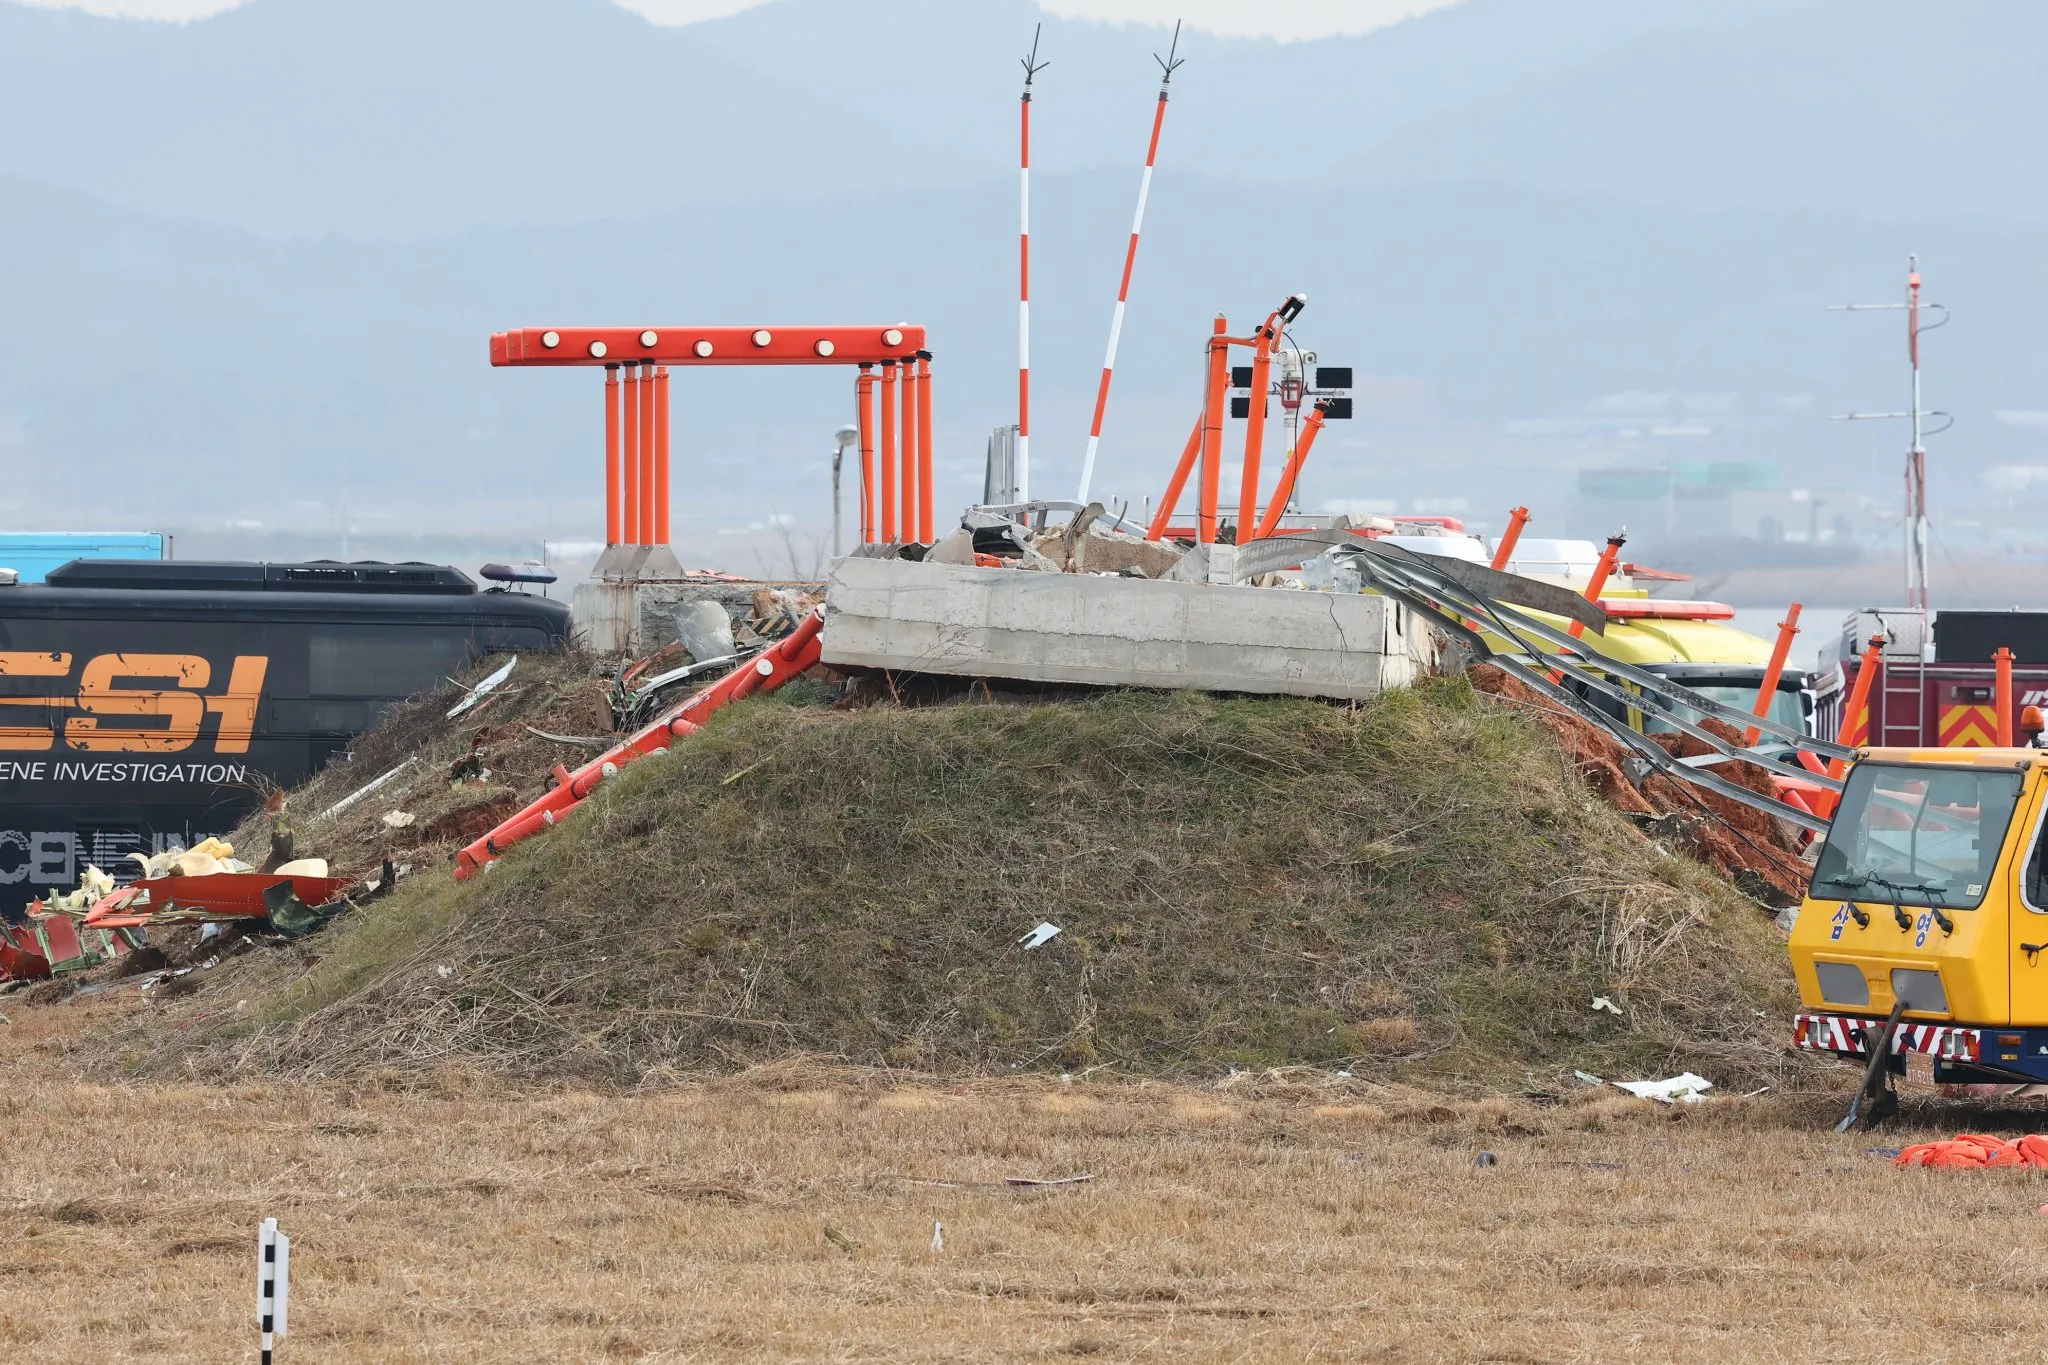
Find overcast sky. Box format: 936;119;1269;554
14;0;1467;41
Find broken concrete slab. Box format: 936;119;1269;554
821;557;1436;700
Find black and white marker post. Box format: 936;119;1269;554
257;1217;290;1361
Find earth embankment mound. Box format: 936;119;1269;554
112;679;1803;1089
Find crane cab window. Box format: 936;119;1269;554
1812;763;2024;911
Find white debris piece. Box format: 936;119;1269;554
447;657;517;718
1590;996;1623;1015
930;1220;944;1254
1613;1073;1714;1105
1019;922;1062;951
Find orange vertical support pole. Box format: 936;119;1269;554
1997;646;2016;746
1565;532;1626;641
1147;414;1204;541
1743;602;1802;746
899;357;919;542
621;365;641;546
856;366;877;544
1253;404;1327;541
879;361;899;543
1197;316;1229;544
1490;506;1531;571
638;362;657;545
654;366;671;547
603;365;621;547
916;352;934;543
1236;322;1276;539
1830;635;1887;777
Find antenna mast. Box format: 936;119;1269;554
1076;21;1183;505
1830;254;1949;614
1017;25;1048;503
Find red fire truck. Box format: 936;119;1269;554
1815;609;2048;747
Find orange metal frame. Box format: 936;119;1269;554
1148;303;1307;545
492;324;934;549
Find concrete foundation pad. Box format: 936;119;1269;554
821;558;1436;700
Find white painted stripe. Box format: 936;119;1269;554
1077;434;1102;503
1019;301;1030;353
1130;165;1154;234
1102;301;1126;369
1017;433;1030;501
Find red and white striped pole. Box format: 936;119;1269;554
1077;23;1181;505
1018;26;1046;504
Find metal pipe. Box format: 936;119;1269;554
1236;317;1277;540
1489;506;1530;571
1252;404;1326;540
654;366;671;546
1830;635;1887;777
899;356;919;542
916;352;934;543
638;362;657;545
1018;28;1044;503
856;366;877;544
880;360;899;543
1146;414;1204;541
1565;531;1626;641
1744;602;1802;746
622;365;641;545
1198;316;1229;544
1997;645;2016;746
604;365;621;546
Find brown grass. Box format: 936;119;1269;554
3;998;2047;1362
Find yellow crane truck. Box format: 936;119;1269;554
1789;746;2048;1125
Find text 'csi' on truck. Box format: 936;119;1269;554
0;558;569;917
1789;744;2048;1117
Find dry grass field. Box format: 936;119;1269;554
5;1000;2048;1362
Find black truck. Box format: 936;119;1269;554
0;559;570;912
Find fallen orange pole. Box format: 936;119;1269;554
916;352;934;543
1997;646;2016;746
1147;414;1204;541
455;611;826;880
1566;531;1626;641
622;365;641;545
638;362;657;545
654;366;671;546
1236;317;1277;539
1744;602;1802;746
856;366;877;543
1198;316;1229;544
880;361;899;542
1252;405;1327;540
1830;635;1887;778
1490;506;1530;571
900;357;919;541
604;365;622;546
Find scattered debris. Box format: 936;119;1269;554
447;656;518;718
1474;1151;1498;1168
1019;922;1062;950
322;757;419;821
379;811;415;830
822;1225;862;1255
930;1220;945;1254
1613;1074;1714;1105
1895;1134;2048;1169
1590;996;1623;1016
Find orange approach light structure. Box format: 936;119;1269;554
490;324;935;550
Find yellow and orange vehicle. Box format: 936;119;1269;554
1789;746;2048;1121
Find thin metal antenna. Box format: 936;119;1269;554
1077;19;1186;503
1829;255;1949;614
1016;24;1048;504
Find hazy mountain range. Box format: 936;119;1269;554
4;0;2047;560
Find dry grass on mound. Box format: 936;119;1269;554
99;679;1810;1091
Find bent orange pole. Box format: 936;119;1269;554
654;366;671;546
604;365;621;546
455;612;826;880
1198;316;1229;544
1147;414;1204;541
1237;317;1277;539
1253;404;1327;540
880;361;899;543
916;352;934;543
638;362;657;545
856;365;877;544
1998;646;2016;746
622;365;641;546
1830;635;1887;777
1744;602;1802;746
1490;505;1530;571
1566;531;1626;641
